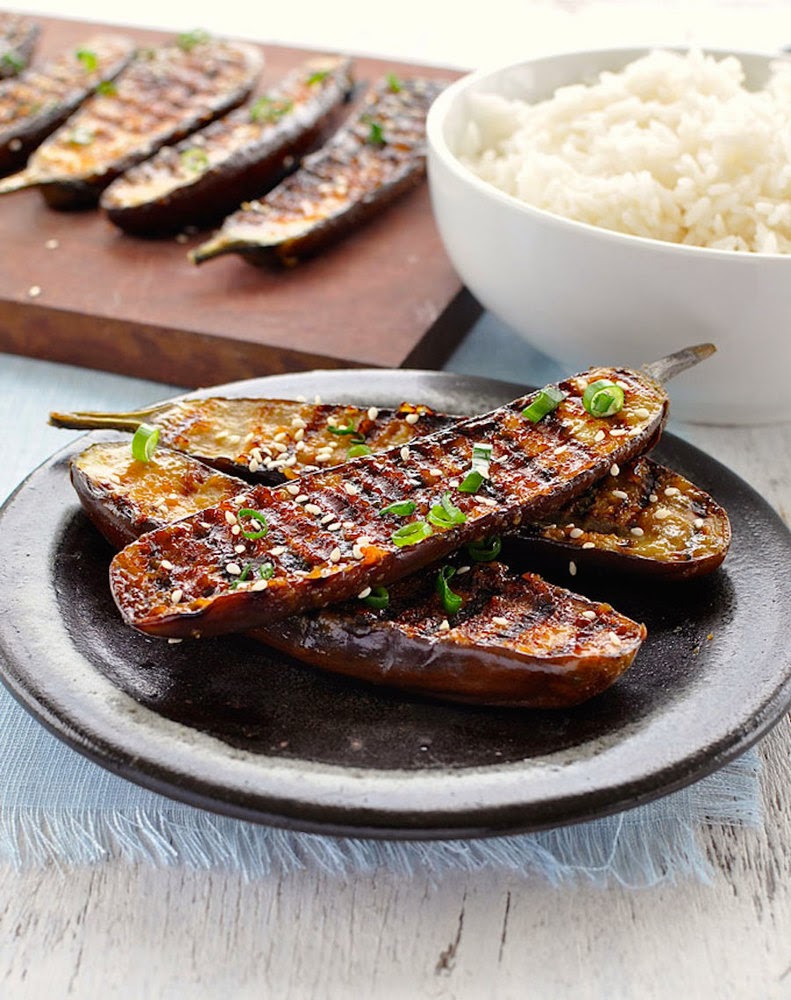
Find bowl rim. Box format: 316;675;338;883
426;44;791;263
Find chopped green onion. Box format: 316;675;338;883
231;563;254;589
386;73;403;93
327;424;361;436
66;126;94;146
250;95;293;124
436;565;463;615
306;69;330;85
380;499;417;517
180;147;209;173
428;491;467;529
458;471;485;494
458;442;492;494
131;423;160;463
347;444;372;458
259;562;274;580
76;48;98;72
237;508;269;540
467;536;502;562
582;380;625;418
362;586;389;610
177;29;211;51
522;385;567;423
1;51;25;73
391;520;432;547
364;118;385;146
96;80;117;96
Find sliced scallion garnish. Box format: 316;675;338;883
522;385;567;423
364;118;385;146
177;29;211;52
458;442;492;494
380;499;417;517
250;96;293;124
428;491;466;529
458;471;484;494
131;423;160;463
391;520;432;547
467;536;502;562
96;80;117;96
1;51;24;72
259;563;274;580
386;73;403;93
347;444;372;458
582;380;625;418
237;508;269;540
327;424;361;436
231;563;254;589
436;565;463;615
362;586;389;610
67;126;94;146
76;48;98;72
306;69;330;85
180;147;209;173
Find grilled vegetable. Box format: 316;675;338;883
0;34;262;208
190;75;445;266
0;34;135;177
0;13;39;79
108;364;669;638
100;55;354;235
71;442;645;708
51;398;450;483
515;456;731;579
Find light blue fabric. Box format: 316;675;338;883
0;338;764;884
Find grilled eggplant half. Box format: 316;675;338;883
108;365;669;638
0;33;262;208
0;34;135;177
100;55;354;235
190;75;445;266
0;13;38;79
70;441;645;708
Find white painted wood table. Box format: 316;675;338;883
2;4;790;997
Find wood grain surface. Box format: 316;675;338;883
0;17;477;387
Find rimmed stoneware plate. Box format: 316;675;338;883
0;370;789;839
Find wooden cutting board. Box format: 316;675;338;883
0;17;479;388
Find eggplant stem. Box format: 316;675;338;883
641;343;716;384
0;170;35;195
49;404;167;432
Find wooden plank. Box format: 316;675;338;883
0;17;478;387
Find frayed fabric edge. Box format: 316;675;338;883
0;750;761;888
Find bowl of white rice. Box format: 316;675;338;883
426;47;791;423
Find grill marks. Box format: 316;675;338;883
109;367;668;638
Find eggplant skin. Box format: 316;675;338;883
4;35;262;209
0;14;38;79
191;76;447;267
0;34;135;177
71;442;644;708
108;366;669;639
253;563;644;708
100;55;354;236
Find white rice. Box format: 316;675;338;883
459;49;791;253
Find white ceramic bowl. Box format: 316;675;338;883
427;47;791;424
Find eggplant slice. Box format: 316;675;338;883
0;34;135;177
70;440;645;708
190;75;446;266
100;54;354;235
0;33;263;208
107;365;668;638
0;13;39;79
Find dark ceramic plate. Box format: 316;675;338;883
0;370;790;839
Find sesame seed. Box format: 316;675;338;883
227;435;241;445
609;631;622;645
320;513;335;525
367;407;379;420
28;285;41;298
272;442;288;455
694;517;705;529
634;407;650;419
343;483;359;496
492;616;509;627
356;535;371;547
581;610;597;621
170;589;183;604
630;527;644;537
610;464;620;476
226;563;242;575
400;446;411;462
294;428;305;442
582;542;596;549
405;412;420;425
358;587;372;599
251;580;269;591
438;619;450;632
611;489;628;500
224;511;238;525
429;468;442;478
329;547;341;563
274;432;287;442
664;486;680;497
314;395;322;405
305;503;322;515
248;459;260;473
250;447;263;463
328;522;342;531
352;545;365;559
230;525;241;536
554;444;568;455
234;544;246;553
295;494;309;504
649;493;658;503
609;428;628;437
167;638;183;644
295;395;306;403
478;497;498;507
286;483;300;496
654;507;671;520
160;559;174;571
615;380;629;390
295;442;306;452
569;561;577;577
456;565;471;575
45;238;59;250
594;430;606;442
270;546;286;556
569;527;584;539
284;455;297;467
291;416;307;429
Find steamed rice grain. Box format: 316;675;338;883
459;49;791;253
